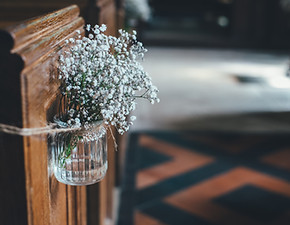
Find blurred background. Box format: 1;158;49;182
1;0;290;225
125;0;290;131
120;1;290;225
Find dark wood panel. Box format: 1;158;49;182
0;133;28;225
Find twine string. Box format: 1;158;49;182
0;122;118;149
0;123;82;136
108;126;118;150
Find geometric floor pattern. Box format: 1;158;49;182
117;131;290;225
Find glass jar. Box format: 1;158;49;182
51;121;107;185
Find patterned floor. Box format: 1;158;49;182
118;131;290;225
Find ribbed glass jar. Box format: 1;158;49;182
52;121;107;185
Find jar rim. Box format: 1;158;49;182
53;117;104;129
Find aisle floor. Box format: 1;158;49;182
118;131;290;225
118;48;290;225
133;47;290;132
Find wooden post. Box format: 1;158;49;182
0;5;87;225
0;3;122;225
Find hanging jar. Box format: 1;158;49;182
51;121;107;185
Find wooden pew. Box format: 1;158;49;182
0;4;121;225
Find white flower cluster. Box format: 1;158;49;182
81;122;107;142
58;24;159;134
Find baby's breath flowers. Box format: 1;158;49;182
58;24;159;134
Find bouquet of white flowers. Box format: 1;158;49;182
57;24;159;134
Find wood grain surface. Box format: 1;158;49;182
0;5;86;225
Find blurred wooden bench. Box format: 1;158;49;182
0;4;121;225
